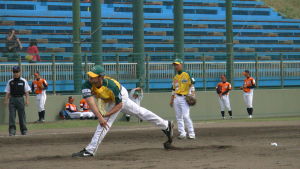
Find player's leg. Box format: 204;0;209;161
248;91;254;116
120;87;173;142
40;93;47;121
224;95;232;118
73;109;121;157
173;96;186;138
123;98;168;129
8;98;17;136
181;97;195;139
68;112;83;119
244;93;252;118
85;111;120;155
218;96;225;119
35;94;42;122
16;97;27;135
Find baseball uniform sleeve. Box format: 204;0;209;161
82;80;93;98
43;79;48;90
187;71;195;84
110;84;122;104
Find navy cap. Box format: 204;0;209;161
244;70;250;74
12;66;20;73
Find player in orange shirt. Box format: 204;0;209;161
80;98;90;112
79;98;95;119
240;70;256;118
31;71;48;122
216;75;232;119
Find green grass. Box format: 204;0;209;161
0;116;299;132
260;0;300;19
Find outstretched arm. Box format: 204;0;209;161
85;96;109;129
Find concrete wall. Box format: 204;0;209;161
0;89;300;124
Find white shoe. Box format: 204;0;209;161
188;134;196;139
177;134;186;140
249;115;253;119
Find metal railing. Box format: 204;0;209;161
0;60;299;93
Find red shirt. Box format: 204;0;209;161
27;46;40;61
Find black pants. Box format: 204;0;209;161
9;97;27;134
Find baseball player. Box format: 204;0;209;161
126;87;144;122
170;59;196;139
80;98;95;119
32;71;48;122
240;70;256;118
72;65;173;157
216;75;232;119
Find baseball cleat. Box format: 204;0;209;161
162;121;174;143
249;115;253;119
72;149;93;157
177;134;186;140
187;134;196;139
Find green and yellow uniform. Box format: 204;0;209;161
172;70;195;95
82;77;122;104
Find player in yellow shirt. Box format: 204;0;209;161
72;65;173;157
170;59;196;139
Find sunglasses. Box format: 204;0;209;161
13;71;20;73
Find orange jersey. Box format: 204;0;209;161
243;77;256;93
216;82;232;95
80;99;90;111
65;103;77;112
32;78;48;94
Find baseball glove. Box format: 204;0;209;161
216;86;222;94
185;95;196;106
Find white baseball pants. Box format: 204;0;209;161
243;90;254;108
173;95;195;137
36;92;46;112
67;111;95;119
218;95;231;111
85;86;168;155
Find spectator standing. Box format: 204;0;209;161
5;29;22;60
4;66;31;136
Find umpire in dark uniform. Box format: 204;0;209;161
4;66;31;136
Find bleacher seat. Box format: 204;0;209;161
0;0;299;61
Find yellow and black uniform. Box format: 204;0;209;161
172;70;195;95
82;77;122;104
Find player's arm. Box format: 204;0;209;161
188;72;196;97
103;102;123;117
170;84;175;107
85;96;109;129
16;37;22;50
221;84;232;95
82;81;109;129
42;80;48;90
247;79;256;89
4;92;10;105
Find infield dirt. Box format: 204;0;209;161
0;120;299;169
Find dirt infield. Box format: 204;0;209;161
0;120;299;169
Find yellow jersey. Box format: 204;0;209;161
82;77;122;104
172;71;195;95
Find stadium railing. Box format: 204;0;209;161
0;52;299;93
